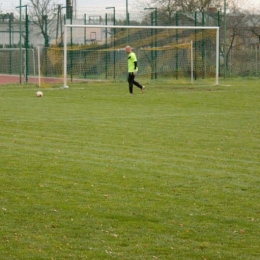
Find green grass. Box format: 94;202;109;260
0;78;259;259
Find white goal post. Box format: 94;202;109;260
63;25;219;88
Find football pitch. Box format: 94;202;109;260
0;78;259;259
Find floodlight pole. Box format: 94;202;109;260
17;0;22;84
126;0;128;25
16;4;29;83
19;1;22;84
191;41;194;84
64;27;67;88
224;0;227;78
105;13;108;79
144;8;158;79
106;7;116;79
126;0;129;44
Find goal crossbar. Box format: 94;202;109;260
63;25;219;87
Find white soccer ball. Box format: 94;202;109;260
36;91;43;97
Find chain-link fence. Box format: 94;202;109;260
0;0;260;83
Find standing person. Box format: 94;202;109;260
125;45;145;94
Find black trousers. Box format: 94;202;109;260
128;72;142;93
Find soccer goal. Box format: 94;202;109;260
41;25;219;88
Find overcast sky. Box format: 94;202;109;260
2;0;260;19
2;1;134;17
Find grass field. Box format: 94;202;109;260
0;78;259;259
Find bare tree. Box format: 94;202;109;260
224;13;245;69
139;0;224;25
244;13;260;45
147;0;223;12
27;0;57;46
139;0;250;22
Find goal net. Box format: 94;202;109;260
37;46;65;87
38;25;219;87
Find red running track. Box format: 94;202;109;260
0;74;62;85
